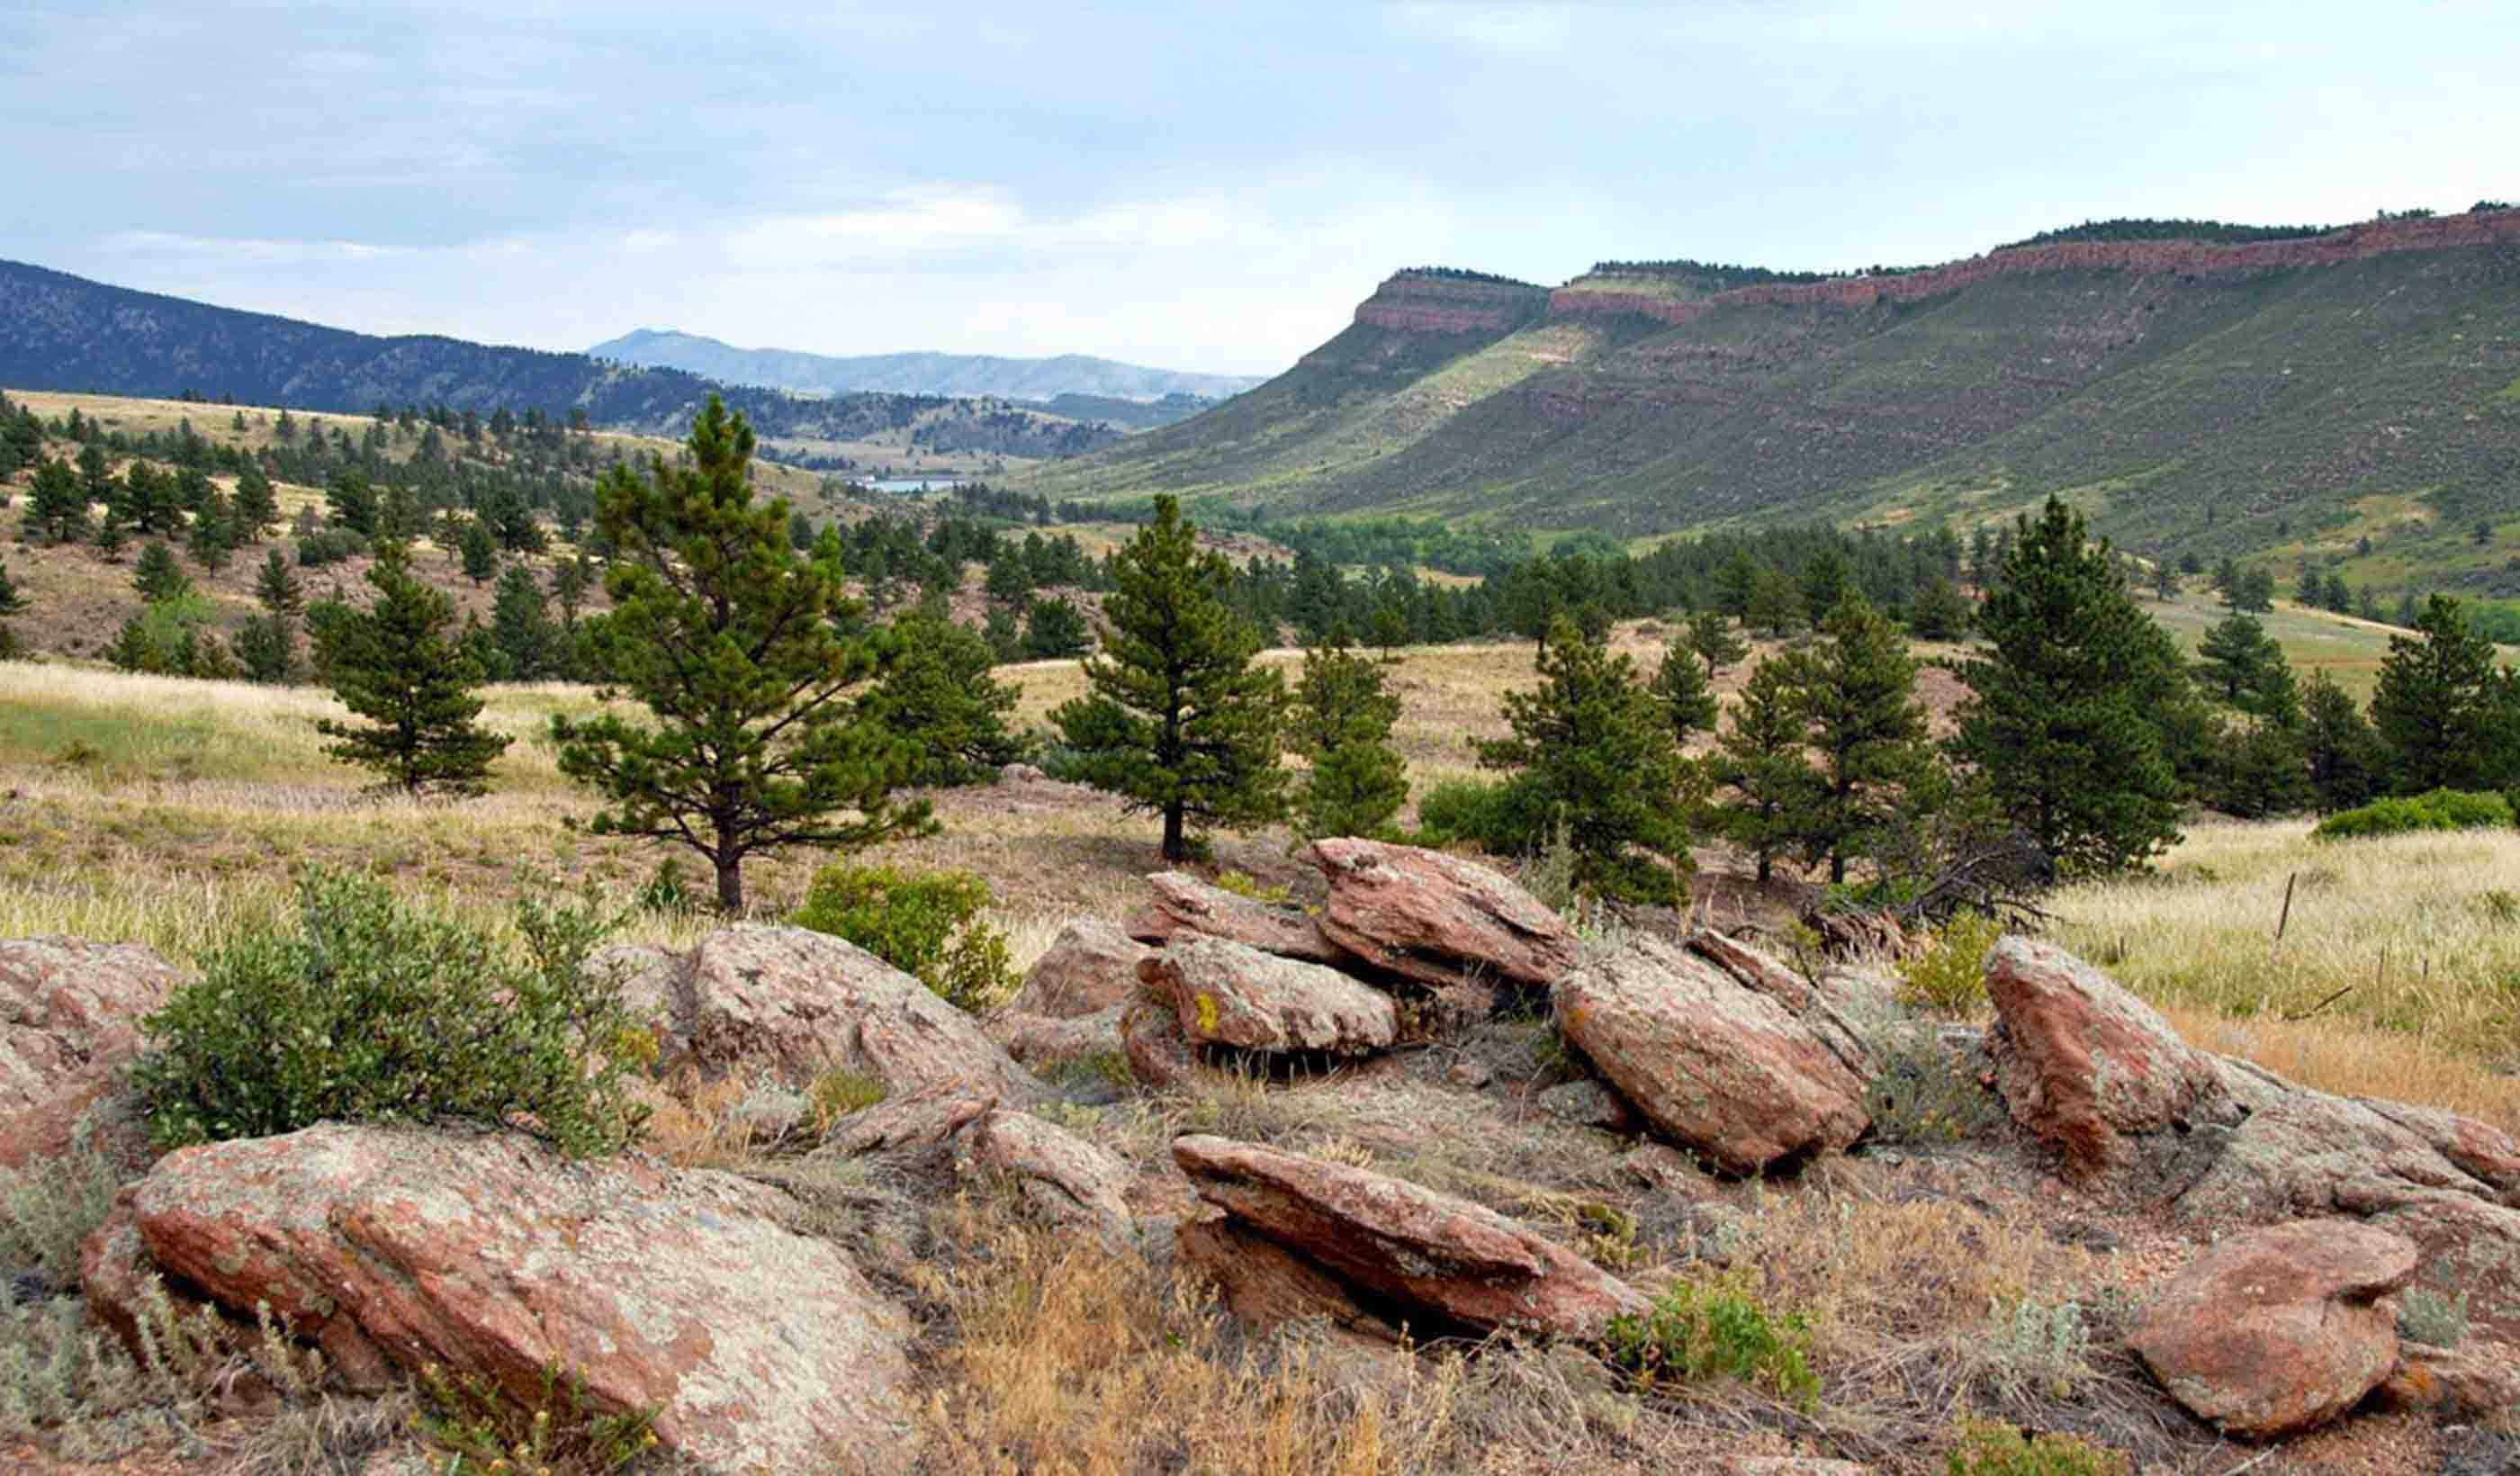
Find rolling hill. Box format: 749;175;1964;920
1030;209;2520;585
587;328;1263;406
0;260;1121;466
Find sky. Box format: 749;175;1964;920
4;1;2516;376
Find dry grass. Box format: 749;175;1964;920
2046;819;2520;1086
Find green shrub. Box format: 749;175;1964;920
1897;911;2004;1015
1860;1022;2010;1146
0;1132;125;1276
1411;776;1554;854
808;1066;889;1128
2312;788;2514;841
0;1275;238;1459
1600;1274;1819;1411
791;864;1020;1012
416;1361;661;1474
1946;1420;2127;1476
130;869;651;1157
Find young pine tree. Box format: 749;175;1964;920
1051;495;1286;862
2195;612;2281;706
1688;608;1750;681
858;610;1029;787
132;541;192;602
459;517;501;586
1772;595;1940;886
551;397;930;914
232;462;280;539
2301;670;2385;813
1950;497;2185;877
28;457;90;544
1648;628;1720;747
489;564;559;681
1022;596;1093;659
1288;626;1408;842
1708;657;1818;886
310;542;512;796
1474;616;1696;904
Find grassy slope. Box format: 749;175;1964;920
1035;247;2520;586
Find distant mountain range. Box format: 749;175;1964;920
0;259;1123;461
1030;207;2520;590
588;328;1265;405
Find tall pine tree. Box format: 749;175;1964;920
310;542;512;796
552;397;928;914
1707;657;1816;886
1773;595;1940;885
1288;626;1408;842
1053;495;1285;861
1950;497;2184;876
2369;594;2502;793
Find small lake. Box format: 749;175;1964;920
865;477;968;494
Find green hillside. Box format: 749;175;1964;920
1029;216;2520;591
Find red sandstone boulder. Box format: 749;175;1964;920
1121;998;1199;1090
1984;935;2230;1183
987;1004;1126;1072
1176;1217;1402;1346
102;1124;918;1472
1;938;184;1168
1173;1134;1648;1340
1552;935;1868;1175
2375;1338;2520;1421
629;924;1043;1102
968;1110;1137;1245
1140;938;1399;1056
2131;1220;2416;1439
1126;872;1349;966
1002;920;1150;1020
1305;839;1578;994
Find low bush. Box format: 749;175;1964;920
792;863;1020;1012
1599;1274;1818;1411
1897;910;2004;1015
1946;1419;2127;1476
130;868;651;1157
0;1132;125;1278
415;1360;662;1474
2312;788;2513;841
1411;776;1554;855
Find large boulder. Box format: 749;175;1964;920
1001;920;1151;1020
98;1125;917;1472
1306;839;1578;994
1983;935;2232;1184
2131;1220;2416;1439
1139;938;1399;1056
1;938;184;1168
1126;872;1349;966
628;925;1044;1102
1552;935;1868;1175
1175;1217;1402;1346
968;1110;1137;1246
1688;931;1877;1076
1173;1135;1648;1340
987;1004;1126;1073
1121;998;1200;1091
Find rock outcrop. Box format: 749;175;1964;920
1307;839;1579;996
1140;938;1399;1056
1126;871;1349;966
1552;935;1868;1174
1351;272;1552;335
1;938;184;1168
96;1124;918;1472
2131;1220;2416;1439
988;1004;1126;1072
1002;919;1150;1020
1173;1134;1648;1340
1175;1217;1402;1346
616;924;1043;1102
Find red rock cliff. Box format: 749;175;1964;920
1354;274;1553;334
1548;211;2520;326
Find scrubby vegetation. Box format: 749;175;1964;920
791;863;1021;1012
2312;788;2513;840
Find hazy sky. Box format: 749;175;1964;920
5;1;2516;374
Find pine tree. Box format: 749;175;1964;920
1688;608;1750;681
93;505;130;562
235;613;298;685
2300;671;2384;813
551;553;594;629
132;542;192;602
187;491;235;572
1773;595;1940;885
858;610;1028;787
76;443;112;503
233;462;280;538
490;564;558;681
982;604;1024;663
311;542;511;794
1707;657;1817;886
1799;546;1850;626
1745;563;1804;638
1951;497;2185;876
1475;616;1696;904
1907;576;1973;640
2370;594;2500;793
460;518;500;586
1648;628;1719;746
0;557;24;660
2150;560;2181;601
551;396;929;914
1288;626;1408;842
28;457;90;544
256;548;304;616
2195;612;2280;706
1052;495;1286;862
1022;597;1092;659
328;470;379;536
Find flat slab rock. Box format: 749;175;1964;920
1140;937;1398;1055
1552;933;1868;1175
105;1124;918;1473
2131;1219;2416;1439
1173;1133;1647;1340
1127;871;1349;966
0;937;184;1168
1306;838;1578;993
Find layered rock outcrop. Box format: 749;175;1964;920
1;938;184;1168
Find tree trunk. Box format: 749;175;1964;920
1830;853;1847;886
1161;805;1186;863
716;853;744;915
